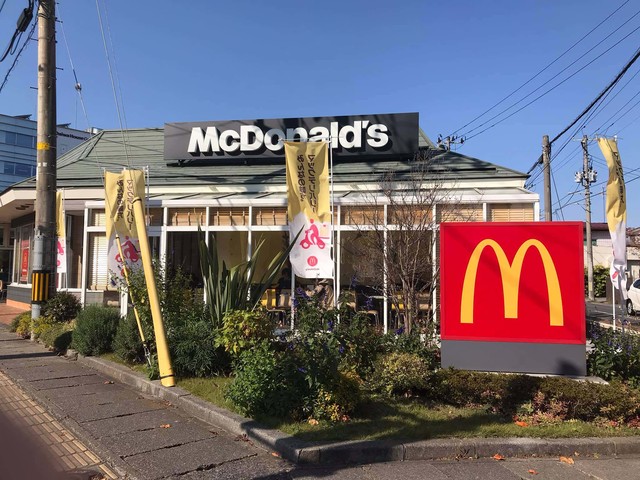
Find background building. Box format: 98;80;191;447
0;113;93;288
0;113;93;192
0;113;539;330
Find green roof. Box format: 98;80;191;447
7;127;528;192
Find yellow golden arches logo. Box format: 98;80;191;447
460;239;563;326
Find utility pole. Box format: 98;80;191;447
542;135;552;221
576;135;597;301
437;134;465;151
32;0;57;331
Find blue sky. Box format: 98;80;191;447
1;0;639;224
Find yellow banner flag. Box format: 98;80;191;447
105;170;145;240
56;191;65;238
285;141;333;279
56;191;67;274
597;137;627;294
104;169;145;282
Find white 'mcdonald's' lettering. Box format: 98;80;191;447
187;119;390;155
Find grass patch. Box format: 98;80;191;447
172;378;640;442
93;360;640;442
100;353;148;375
274;398;639;442
177;376;236;411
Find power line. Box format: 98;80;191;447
448;0;631;138
526;44;640;175
1;0;34;62
57;3;90;130
468;25;640;143
463;10;640;140
585;63;640;130
0;18;36;94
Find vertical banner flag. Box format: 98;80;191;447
598;137;627;297
104;169;145;285
285;141;333;278
56;191;67;274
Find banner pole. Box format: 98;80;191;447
132;197;175;387
328;139;337;308
612;288;616;331
619;275;626;334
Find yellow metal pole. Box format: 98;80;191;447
131;197;175;387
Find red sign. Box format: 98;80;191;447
20;239;30;283
440;222;585;344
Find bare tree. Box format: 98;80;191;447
344;149;471;334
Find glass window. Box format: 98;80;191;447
633;279;640;289
3;131;17;145
14;163;32;177
3;162;15;175
16;134;35;148
87;233;108;290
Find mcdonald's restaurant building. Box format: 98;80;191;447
0;112;539;331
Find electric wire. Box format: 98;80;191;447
448;0;631;138
95;0;131;165
102;0;130;137
460;9;640;140
596;89;640;132
551;172;565;220
57;3;90;131
466;31;640;143
0;18;36;95
1;0;34;62
526;44;640;177
585;64;640;130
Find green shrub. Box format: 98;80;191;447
310;371;362;422
369;352;430;396
9;312;27;333
225;341;307;419
170;317;229;377
428;369;640;425
586;265;608;298
587;322;640;385
38;321;73;352
119;264;230;378
113;311;146;364
380;331;440;371
333;309;381;378
219;309;273;357
72;306;120;356
41;291;81;323
13;311;32;338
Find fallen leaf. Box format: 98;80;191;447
103;380;114;384
515;421;529;427
159;424;171;429
492;454;505;461
559;456;575;465
528;469;538;475
271;452;281;458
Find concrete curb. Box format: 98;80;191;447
77;354;640;465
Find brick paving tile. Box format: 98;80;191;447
0;370;119;479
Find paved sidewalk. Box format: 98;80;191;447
0;368;118;479
3;302;640;479
0;326;293;479
0;302;28;327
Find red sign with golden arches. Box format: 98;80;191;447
440;222;585;344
